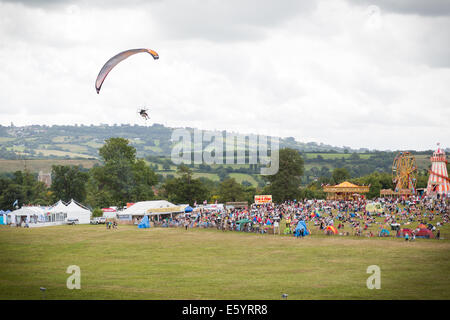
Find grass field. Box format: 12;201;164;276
304;153;372;160
0;159;100;173
0;225;449;300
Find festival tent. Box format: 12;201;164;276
138;215;150;228
397;228;413;238
184;205;194;213
10;206;46;225
416;228;434;239
48;200;67;214
237;219;252;231
417;223;427;229
379;229;390;237
64;200;92;224
237;218;252;225
118;200;184;221
0;210;6;225
294;221;310;237
325;225;338;235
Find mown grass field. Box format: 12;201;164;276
0;159;100;173
0;225;449;300
303;153;372;160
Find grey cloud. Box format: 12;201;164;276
149;0;317;42
346;0;450;16
0;0;159;7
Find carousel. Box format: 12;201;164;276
322;181;370;200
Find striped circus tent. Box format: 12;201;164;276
426;143;450;196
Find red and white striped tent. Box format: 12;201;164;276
426;143;450;196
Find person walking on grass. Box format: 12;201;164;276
274;219;280;235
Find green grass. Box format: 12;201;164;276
0;159;100;173
54;144;89;153
34;149;93;159
143;146;163;153
192;172;220;181
229;173;259;186
83;141;103;149
0;225;449;300
304;153;372;160
0;137;15;143
51;136;67;143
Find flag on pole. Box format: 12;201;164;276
12;199;18;207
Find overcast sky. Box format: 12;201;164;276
0;0;449;151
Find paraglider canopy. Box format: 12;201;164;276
95;48;159;94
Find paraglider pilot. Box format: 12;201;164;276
139;109;150;120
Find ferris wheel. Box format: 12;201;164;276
392;152;417;193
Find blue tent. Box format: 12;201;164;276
185;206;194;213
379;229;390;236
0;210;6;225
294;221;310;237
138;215;150;228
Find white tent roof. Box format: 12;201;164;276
49;200;67;213
11;206;45;216
119;200;183;216
65;199;91;215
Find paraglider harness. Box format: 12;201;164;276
139;109;149;120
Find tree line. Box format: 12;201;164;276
0;138;441;211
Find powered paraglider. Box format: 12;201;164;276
95;48;159;94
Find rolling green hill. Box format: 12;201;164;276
0;124;439;186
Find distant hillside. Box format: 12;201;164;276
0;124;439;161
0;124;440;187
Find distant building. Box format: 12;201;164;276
38;171;52;187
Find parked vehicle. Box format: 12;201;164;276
90;217;106;224
67;218;79;225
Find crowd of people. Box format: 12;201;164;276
151;195;449;240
